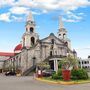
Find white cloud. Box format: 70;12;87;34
63;11;83;22
0;13;11;22
9;6;30;15
66;11;83;19
32;11;41;15
1;0;90;11
63;18;78;23
11;15;23;22
0;0;15;7
32;0;90;11
42;10;48;13
14;0;36;7
0;0;90;22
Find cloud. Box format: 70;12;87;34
63;18;78;23
11;15;23;22
32;0;90;11
9;6;30;15
0;0;15;7
1;0;90;11
0;12;11;22
63;11;84;22
0;0;90;22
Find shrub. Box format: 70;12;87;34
71;69;88;80
52;69;62;80
52;73;61;80
57;69;62;76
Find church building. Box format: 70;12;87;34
3;12;76;75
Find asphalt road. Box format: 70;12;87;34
0;75;90;90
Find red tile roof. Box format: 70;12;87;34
0;52;14;56
14;44;22;51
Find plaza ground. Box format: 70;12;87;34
0;75;90;90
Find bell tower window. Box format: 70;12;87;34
31;37;35;46
30;27;34;33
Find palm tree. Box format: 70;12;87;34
58;55;78;70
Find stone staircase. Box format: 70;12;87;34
23;65;36;76
22;56;50;76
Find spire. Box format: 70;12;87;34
59;16;64;29
27;11;34;22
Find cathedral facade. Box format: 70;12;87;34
3;12;76;74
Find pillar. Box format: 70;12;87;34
54;59;58;73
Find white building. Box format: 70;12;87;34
3;12;76;75
79;56;90;71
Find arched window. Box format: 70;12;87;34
31;37;35;45
51;39;54;44
30;27;34;33
50;45;53;50
65;42;68;46
50;51;53;56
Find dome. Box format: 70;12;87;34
14;44;22;53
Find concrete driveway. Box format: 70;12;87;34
0;76;90;90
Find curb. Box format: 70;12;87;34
35;78;90;85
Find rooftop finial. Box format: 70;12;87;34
59;15;64;29
27;11;34;21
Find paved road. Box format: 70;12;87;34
0;75;90;90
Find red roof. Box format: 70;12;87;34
14;44;22;51
0;52;14;56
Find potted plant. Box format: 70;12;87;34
59;56;78;81
62;61;71;81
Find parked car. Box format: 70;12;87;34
42;69;55;77
5;71;16;76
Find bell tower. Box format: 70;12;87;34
22;12;39;48
57;16;71;49
57;16;67;40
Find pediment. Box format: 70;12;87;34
40;33;64;45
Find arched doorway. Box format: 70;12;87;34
32;57;36;66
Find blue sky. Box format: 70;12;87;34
0;0;90;59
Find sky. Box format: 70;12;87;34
0;0;90;59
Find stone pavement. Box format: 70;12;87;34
0;76;90;90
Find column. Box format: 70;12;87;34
54;59;58;72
